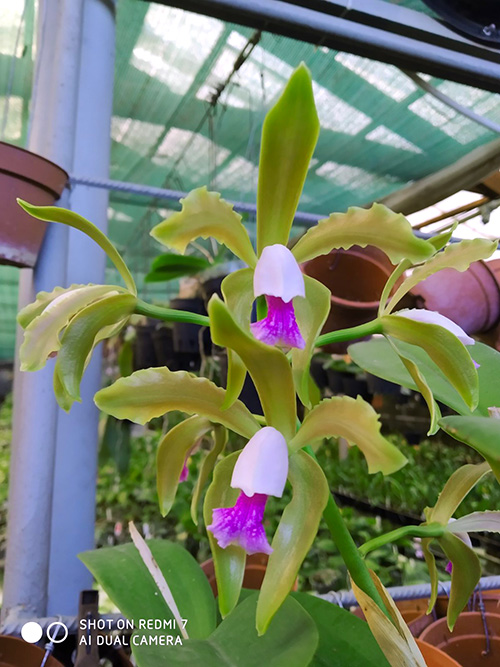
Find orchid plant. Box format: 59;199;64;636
16;63;500;665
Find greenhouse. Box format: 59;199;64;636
1;0;500;665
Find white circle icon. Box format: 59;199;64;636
46;621;69;644
21;621;43;644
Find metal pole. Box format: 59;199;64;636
3;0;85;622
47;0;116;616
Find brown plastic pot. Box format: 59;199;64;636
415;638;461;666
0;635;64;667
0;141;68;267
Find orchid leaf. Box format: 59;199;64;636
208;296;296;440
94;368;260;439
439;417;500;483
191;425;227;525
220;269;254;409
20;284;120;372
157;416;213;517
55;293;136;406
18;283;87;329
292;276;331;408
145;253;211;283
257;63;319;254
17;200;137;295
421;538;439;613
290;396;407;474
256;450;329;634
428;461;491;525
447;511;500;534
386;238;497;314
381;314;478;411
439;532;481;630
203;452;245;618
351;571;426;667
150;187;257;268
292;204;434;265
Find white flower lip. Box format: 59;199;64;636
253;244;305;303
231;426;289;498
398;308;475;346
447;517;472;548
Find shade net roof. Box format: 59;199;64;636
0;0;500;359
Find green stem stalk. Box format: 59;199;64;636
360;524;444;557
315;320;383;348
135;299;210;327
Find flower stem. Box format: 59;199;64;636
304;446;391;619
360;524;444;557
135;299;210;327
315;320;383;348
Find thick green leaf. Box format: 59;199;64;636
290;396;407;474
203;452;245;618
428;461;491;525
256;451;329;634
132;593;318;667
17;283;87;329
191;425;227;525
386;238;498;314
157;416;213;517
79;539;216;639
381;314;478;411
145;253;211;283
150;187;257;268
292;276;331;408
17;200;137;295
439;532;481;631
439;417;500;482
292;204;434;265
209;296;296;440
55;293;136;405
94;368;260;439
257;63;319;254
20;284;119;371
291;592;390;667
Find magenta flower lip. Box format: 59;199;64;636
251;296;305;350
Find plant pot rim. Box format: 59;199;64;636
0;140;68;197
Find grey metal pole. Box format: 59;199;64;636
47;0;116;616
3;0;85;622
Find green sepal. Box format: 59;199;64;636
94;368;260;439
208;295;296;440
439;417;500;482
150;187;257;268
17;200;137;295
421;537;439;613
18;283;87;329
439;532;481;631
55;293;136;407
386;237;498;314
157;415;213;517
427;461;491;525
257;63;319;254
429;222;458;252
290;396;407;475
203;452;245;618
292;203;434;265
292;276;331;408
381;314;478;411
256;450;329;635
191;425;227;525
145;253;211;283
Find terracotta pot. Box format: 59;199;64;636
411;260;500;334
301;246;413;353
0;142;68;267
415;638;461;666
0;635;64;667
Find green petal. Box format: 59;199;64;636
145;253;211;283
257;63;319;254
256;450;329;635
191;425;227;525
386;237;498;314
203;452;245;618
429;222;458;252
55;293;136;407
94;367;260;439
157;416;214;517
292;276;331;408
290;396;407;475
421;538;439;613
428;461;491;525
381;315;478;411
439;532;481;631
208;295;296;440
17;200;137;295
20;284;120;372
17;283;87;329
150;187;257;268
292;203;434;265
439;416;500;482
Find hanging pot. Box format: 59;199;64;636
0;635;64;667
0;142;68;267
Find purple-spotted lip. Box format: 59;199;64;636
251;295;305;350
